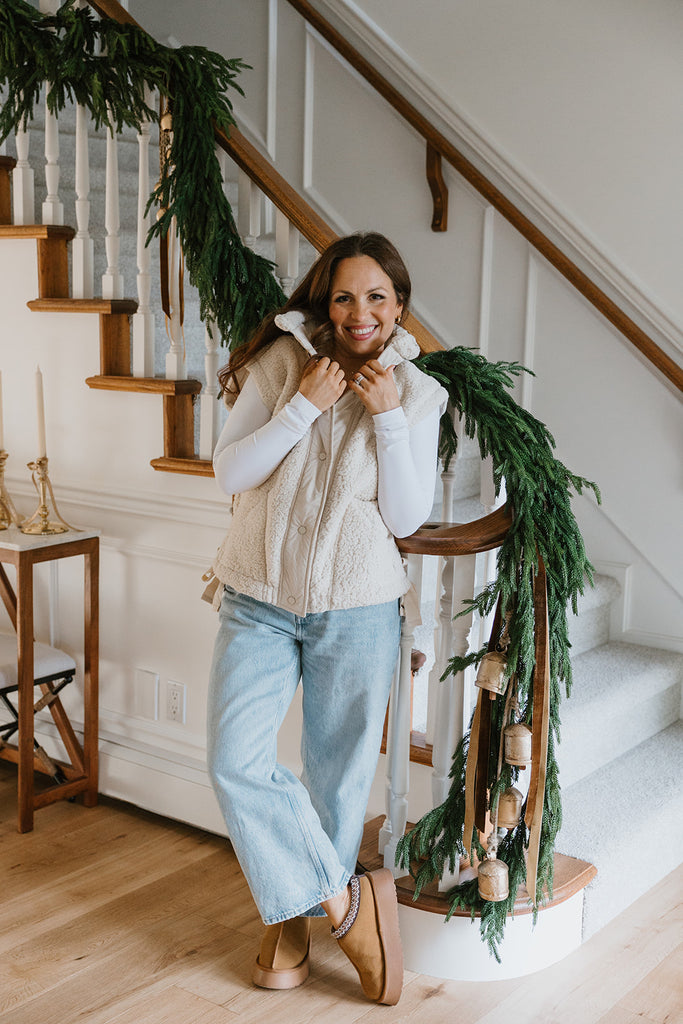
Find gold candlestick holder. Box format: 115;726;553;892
20;456;76;536
0;450;22;530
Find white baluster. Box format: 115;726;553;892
39;1;63;226
275;209;299;295
425;412;460;746
73;0;92;283
42;91;63;225
237;168;261;248
199;319;221;459
382;552;423;856
101;112;124;299
382;613;415;876
378;657;399;857
433;552;477;890
12;121;34;224
440;459;457;524
164;218;186;379
425;550;455;749
72;103;94;298
132;87;155;376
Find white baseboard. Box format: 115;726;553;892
33;718;227;836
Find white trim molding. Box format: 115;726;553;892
303;0;683;371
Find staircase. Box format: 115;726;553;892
0;1;681;985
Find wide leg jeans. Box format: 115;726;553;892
207;586;400;925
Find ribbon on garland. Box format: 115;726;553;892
524;557;551;905
462;565;551;908
463;596;503;857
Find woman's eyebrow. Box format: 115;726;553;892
331;285;389;295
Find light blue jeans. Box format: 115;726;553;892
207;585;400;925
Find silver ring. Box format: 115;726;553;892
353;374;364;385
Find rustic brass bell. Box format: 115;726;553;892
478;855;509;902
497;786;524;829
475;651;507;697
504;722;533;767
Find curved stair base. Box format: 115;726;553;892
358;815;596;981
398;892;583;981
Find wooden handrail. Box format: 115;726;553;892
284;0;683;392
396;504;512;557
86;0;443;354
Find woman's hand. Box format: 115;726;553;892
299;356;347;411
347;360;400;415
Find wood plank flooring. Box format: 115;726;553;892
0;764;680;1024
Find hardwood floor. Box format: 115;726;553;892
0;765;680;1024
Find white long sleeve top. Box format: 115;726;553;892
213;373;442;538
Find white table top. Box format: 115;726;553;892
0;524;100;553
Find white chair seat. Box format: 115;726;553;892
0;633;76;688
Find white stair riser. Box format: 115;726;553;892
558;681;680;788
399;891;584;981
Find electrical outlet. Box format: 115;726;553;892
134;669;159;720
166;681;186;724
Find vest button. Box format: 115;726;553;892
288;596;296;606
298;525;307;534
318;452;327;461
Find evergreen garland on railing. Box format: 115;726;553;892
0;0;284;347
398;347;600;959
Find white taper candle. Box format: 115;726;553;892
0;371;4;450
35;366;47;457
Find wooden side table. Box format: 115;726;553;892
0;526;99;832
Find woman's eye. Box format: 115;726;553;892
333;295;350;304
370;293;387;302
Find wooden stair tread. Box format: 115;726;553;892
0;224;76;241
85;375;202;395
28;298;138;314
359;815;597;918
150;457;214;476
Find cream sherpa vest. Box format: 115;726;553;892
212;323;447;615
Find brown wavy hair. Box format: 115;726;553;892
217;232;412;399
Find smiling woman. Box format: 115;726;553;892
208;233;448;1005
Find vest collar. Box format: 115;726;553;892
273;310;420;366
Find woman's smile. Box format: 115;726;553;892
345;324;379;341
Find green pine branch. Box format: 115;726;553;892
0;0;285;347
398;347;600;956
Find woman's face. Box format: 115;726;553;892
328;255;403;363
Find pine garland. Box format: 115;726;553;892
0;0;284;347
397;347;600;960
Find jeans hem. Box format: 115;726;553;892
261;873;351;926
